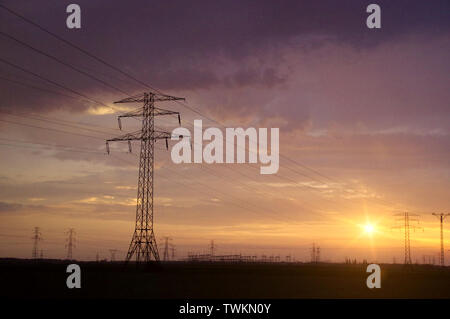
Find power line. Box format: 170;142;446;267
0;117;106;140
0;109;357;218
132;150;305;224
180;116;396;211
0;30;132;96
0;99;120;134
0;142;102;154
0;3;400;211
0;3;158;92
0;129;318;226
0;56;107;107
0;3;314;181
0;137;102;153
1;111;359;225
0;73;83;100
0;109;119;136
0;4;404;228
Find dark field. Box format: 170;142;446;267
1;259;449;299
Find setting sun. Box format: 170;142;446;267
364;223;375;235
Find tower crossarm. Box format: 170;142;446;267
107;131;145;143
432;213;450;219
392;224;423;231
106;130;185;154
117;107;181;129
114;92;185;104
118;107;179;118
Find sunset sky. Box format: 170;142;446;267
0;0;449;263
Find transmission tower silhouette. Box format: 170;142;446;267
162;237;172;261
210;240;216;256
31;227;42;259
170;244;176;260
109;249;118;261
316;246;321;263
310;242;320;263
432;213;449;266
106;92;184;263
66;228;76;260
393;212;422;264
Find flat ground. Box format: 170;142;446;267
1;259;449;298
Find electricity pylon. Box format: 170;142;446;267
31;227;42;259
311;242;320;263
106;92;184;263
432;213;450;266
393;212;422;264
170;244;176;260
109;249;118;261
66;228;76;260
210;240;216;256
162;236;172;261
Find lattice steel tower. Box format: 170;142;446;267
170;244;176;260
106;92;184;263
432;213;449;266
66;228;76;260
311;242;320;263
109;249;118;261
393;212;422;264
31;227;42;259
162;236;172;261
210;240;215;256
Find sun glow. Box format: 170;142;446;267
363;223;375;235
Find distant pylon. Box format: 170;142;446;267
393;212;422;264
106;92;184;263
210;240;216;256
66;228;76;260
39;249;44;259
432;213;449;266
109;249;119;262
162;237;172;261
311;242;320;263
311;243;316;263
31;227;42;259
96;252;100;262
109;249;118;261
170;244;176;260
